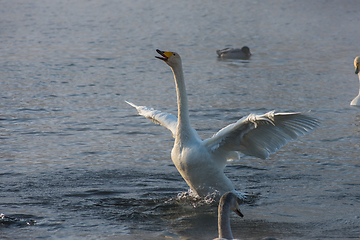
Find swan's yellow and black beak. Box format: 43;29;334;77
233;201;244;218
355;57;360;74
234;208;244;218
155;49;174;61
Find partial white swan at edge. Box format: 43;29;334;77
350;56;360;106
215;192;243;240
126;49;319;199
214;192;279;240
216;46;251;59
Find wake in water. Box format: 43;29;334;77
0;213;37;227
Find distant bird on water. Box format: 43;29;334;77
216;46;251;59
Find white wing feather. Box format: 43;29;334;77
204;111;319;159
125;101;177;138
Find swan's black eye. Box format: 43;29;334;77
173;53;176;56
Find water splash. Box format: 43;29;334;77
166;189;220;208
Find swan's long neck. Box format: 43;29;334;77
358;73;360;94
171;64;193;143
218;200;233;239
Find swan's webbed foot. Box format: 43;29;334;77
231;190;259;204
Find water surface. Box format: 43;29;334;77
1;0;359;239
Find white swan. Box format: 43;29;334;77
215;192;243;240
215;192;278;240
350;56;360;106
216;46;251;59
126;49;319;199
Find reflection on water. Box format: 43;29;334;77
1;0;360;239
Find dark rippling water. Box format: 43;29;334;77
1;0;359;239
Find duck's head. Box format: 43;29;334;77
354;56;360;74
241;46;251;55
156;49;182;68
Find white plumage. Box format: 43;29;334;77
350;56;360;106
126;49;319;199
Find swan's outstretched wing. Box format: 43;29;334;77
204;111;319;159
125;101;177;138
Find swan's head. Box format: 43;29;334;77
155;49;182;68
220;192;244;218
354;56;360;74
